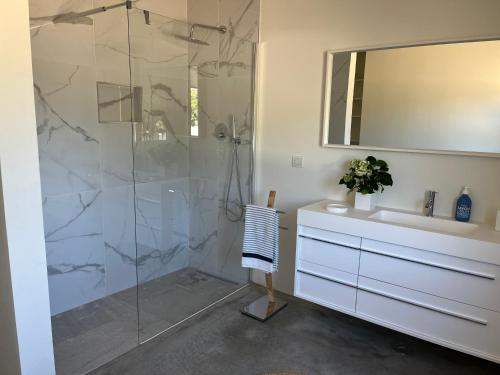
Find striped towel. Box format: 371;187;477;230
242;204;280;273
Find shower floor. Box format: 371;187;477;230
51;268;240;375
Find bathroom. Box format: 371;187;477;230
1;0;500;374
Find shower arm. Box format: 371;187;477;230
52;1;133;24
189;23;227;38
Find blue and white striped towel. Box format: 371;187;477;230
241;204;280;273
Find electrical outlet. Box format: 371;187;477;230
292;155;303;168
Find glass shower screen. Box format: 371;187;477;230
128;7;254;342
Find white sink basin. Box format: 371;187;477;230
369;210;478;235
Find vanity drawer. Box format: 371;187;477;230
295;270;357;312
360;239;500;312
298;225;361;248
357;277;500;360
298;236;360;274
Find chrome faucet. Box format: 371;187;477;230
425;190;438;217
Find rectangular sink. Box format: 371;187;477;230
369;210;478;235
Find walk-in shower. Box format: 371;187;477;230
29;0;259;373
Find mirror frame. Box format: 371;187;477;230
321;37;500;158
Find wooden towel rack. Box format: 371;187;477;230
241;191;288;322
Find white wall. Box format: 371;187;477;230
254;0;500;294
0;173;21;375
360;41;500;153
0;1;55;374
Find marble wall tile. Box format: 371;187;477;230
135;179;190;283
186;0;257;285
217;76;254;138
94;5;131;86
99;123;134;188
94;0;188;21
32;58;102;198
187;0;218;26
31;19;95;66
31;4;106;316
102;185;137;295
136;0;188;21
129;11;191;143
194;76;221;138
134;139;189;185
138;74;190;139
129;10;189;69
219;35;254;78
188;178;219;272
214;216;248;283
44;190;106;315
29;0;93;27
188;33;220;78
220;0;260;43
188;137;225;180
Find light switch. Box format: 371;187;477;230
292;155;303;168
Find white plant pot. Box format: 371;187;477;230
354;192;376;211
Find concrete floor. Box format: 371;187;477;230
90;284;500;375
52;268;239;375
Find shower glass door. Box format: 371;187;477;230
128;6;255;342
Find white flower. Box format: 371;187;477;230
355;160;369;176
350;159;361;169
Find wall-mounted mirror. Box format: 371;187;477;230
322;40;500;156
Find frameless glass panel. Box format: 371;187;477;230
127;8;192;341
129;7;255;342
30;2;138;373
189;30;255;285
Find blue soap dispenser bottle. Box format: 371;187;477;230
455;186;472;222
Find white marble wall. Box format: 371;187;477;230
128;9;191;284
30;0;192;315
187;0;258;283
31;0;106;314
30;0;258;315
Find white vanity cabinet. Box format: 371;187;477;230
294;201;500;363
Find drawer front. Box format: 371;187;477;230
360;239;500;312
299;236;360;274
298;225;361;248
357;277;500;360
295;271;357;312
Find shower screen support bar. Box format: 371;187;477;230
52;1;132;24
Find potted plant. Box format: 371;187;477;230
339;156;393;211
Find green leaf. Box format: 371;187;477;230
379;172;393;186
366;156;376;164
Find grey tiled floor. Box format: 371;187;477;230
89;285;500;375
51;268;239;374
